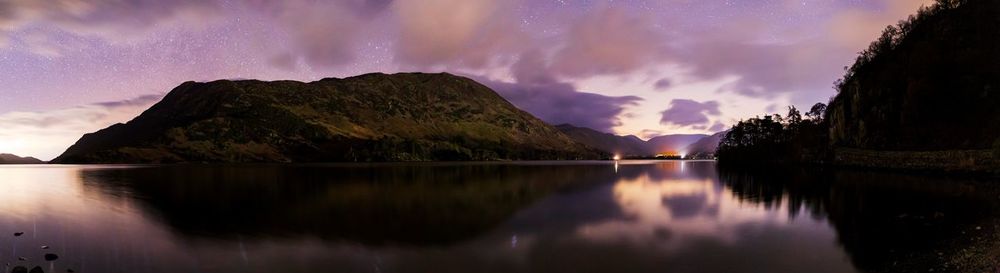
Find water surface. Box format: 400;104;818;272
0;161;995;272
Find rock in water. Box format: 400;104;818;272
51;73;600;163
10;266;26;273
13;232;22;237
43;253;58;261
27;267;41;273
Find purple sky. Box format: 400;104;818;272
0;0;931;159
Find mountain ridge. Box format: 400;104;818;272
555;124;718;157
0;153;44;164
53;73;602;163
555;124;650;157
682;131;726;159
646;134;709;155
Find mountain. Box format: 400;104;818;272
555;124;724;158
0;153;43;164
682;131;726;159
555;124;650;156
52;73;602;163
828;0;1000;151
646;134;708;155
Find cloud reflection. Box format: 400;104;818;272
577;162;795;250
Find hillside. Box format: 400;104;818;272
556;124;723;158
52;73;601;163
828;0;1000;151
646;134;708;155
555;124;650;157
0;153;43;164
720;0;1000;171
682;131;726;159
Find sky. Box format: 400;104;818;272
0;0;932;160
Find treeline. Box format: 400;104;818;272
716;103;829;164
835;0;966;93
718;0;983;165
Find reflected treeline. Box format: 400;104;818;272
78;163;620;246
718;166;999;271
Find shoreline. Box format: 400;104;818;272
833;148;999;174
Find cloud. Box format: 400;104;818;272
476;77;641;133
675;24;841;99
481;47;643;132
0;94;162;160
668;0;932;102
246;0;393;68
765;104;780;113
829;0;934;49
708;122;726;132
640;129;664;139
653;78;673;91
393;0;525;69
511;49;559;85
0;0;220;55
659;99;721;128
550;7;666;78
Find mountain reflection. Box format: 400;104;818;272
4;161;981;272
78;163;619;246
70;162;854;272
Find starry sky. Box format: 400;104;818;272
0;0;931;160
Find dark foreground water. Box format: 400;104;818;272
0;161;996;273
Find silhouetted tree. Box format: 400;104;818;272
718;103;830;165
786;106;802;125
806;103;827;122
836;0;967;93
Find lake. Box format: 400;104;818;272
0;161;996;273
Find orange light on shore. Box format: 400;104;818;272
613;155;621;161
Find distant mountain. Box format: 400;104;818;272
52;73;601;163
682;131;726;159
556;124;722;158
646;134;708;155
555;124;650;156
0;153;43;164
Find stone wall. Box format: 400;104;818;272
833;148;1000;173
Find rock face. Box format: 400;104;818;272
52;73;601;163
828;0;1000;151
555;124;650;157
0;153;43;164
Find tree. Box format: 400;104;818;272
718;103;831;165
806;103;827;122
786;106;802;126
835;0;967;94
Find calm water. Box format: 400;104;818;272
0;161;995;273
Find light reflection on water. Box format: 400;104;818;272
0;161;993;272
